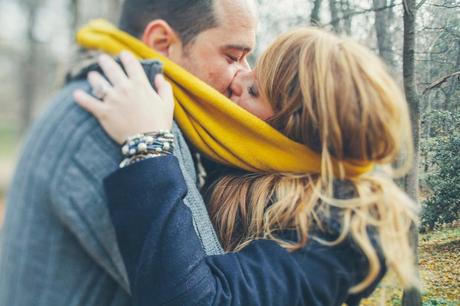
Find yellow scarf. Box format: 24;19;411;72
77;19;372;176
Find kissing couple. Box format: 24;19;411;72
1;1;419;305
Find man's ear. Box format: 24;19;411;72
142;20;180;57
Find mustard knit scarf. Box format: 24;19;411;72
77;19;372;176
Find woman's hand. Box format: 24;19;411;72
73;51;174;144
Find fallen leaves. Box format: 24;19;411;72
362;227;460;305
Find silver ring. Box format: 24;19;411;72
92;84;110;100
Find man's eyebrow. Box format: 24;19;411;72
223;44;252;53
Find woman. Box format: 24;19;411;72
74;28;419;305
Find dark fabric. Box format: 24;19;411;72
104;155;386;306
0;79;132;306
0;60;222;306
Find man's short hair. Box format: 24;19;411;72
119;0;219;46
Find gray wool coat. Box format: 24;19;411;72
0;62;223;306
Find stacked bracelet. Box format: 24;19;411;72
119;130;175;168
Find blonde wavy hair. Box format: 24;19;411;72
206;28;419;294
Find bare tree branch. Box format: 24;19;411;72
429;4;460;9
423;71;460;94
415;0;429;10
323;2;401;27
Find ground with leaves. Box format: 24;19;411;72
362;227;460;305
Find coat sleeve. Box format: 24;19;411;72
104;155;377;306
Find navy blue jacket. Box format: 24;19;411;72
104;155;385;306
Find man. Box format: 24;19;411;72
0;0;257;305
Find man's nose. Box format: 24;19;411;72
239;58;251;70
230;69;248;96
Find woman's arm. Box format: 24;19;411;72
105;155;368;306
73;53;382;306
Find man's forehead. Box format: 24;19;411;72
215;0;258;28
199;0;257;52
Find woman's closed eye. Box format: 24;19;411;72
248;84;259;97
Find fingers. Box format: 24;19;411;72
88;71;113;98
98;54;128;87
73;89;106;118
119;51;149;84
155;74;174;105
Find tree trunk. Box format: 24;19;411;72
444;40;460;109
20;2;40;134
373;0;397;70
69;0;80;32
340;0;352;35
402;0;422;305
310;0;322;25
329;0;341;33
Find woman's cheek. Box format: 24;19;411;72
240;100;266;120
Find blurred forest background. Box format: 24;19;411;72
0;0;458;305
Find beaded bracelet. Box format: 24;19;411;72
119;131;175;168
121;131;174;157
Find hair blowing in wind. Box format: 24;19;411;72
207;28;419;294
